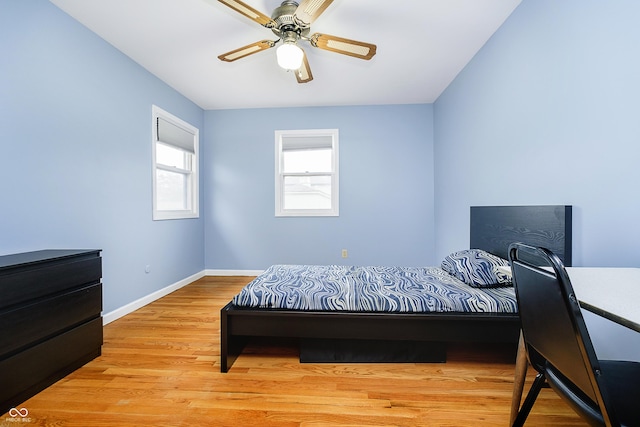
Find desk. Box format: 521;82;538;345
509;267;640;425
565;268;640;333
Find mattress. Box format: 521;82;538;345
232;264;517;313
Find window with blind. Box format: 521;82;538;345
152;105;199;220
275;129;339;217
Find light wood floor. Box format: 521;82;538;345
4;276;586;426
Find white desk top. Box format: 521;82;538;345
565;267;640;333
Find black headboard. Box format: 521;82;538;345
470;205;572;266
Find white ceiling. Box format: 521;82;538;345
48;0;521;110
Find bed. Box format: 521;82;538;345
220;205;572;372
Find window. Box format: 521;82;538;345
152;105;199;220
275;129;339;217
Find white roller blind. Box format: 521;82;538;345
282;135;333;151
157;117;195;153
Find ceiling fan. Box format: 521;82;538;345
217;0;377;83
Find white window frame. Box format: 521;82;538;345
152;105;199;220
275;129;339;217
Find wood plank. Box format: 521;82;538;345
3;276;587;426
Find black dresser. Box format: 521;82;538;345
0;249;103;414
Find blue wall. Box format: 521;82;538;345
204;104;435;270
1;0;205;313
434;0;640;267
433;0;640;359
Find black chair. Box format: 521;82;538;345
508;243;640;427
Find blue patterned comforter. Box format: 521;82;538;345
232;265;517;313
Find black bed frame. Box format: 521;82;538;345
220;205;572;372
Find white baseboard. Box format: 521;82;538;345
205;269;263;276
102;270;206;325
102;269;263;325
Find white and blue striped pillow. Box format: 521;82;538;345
441;249;512;288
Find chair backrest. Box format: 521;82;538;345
508;243;615;425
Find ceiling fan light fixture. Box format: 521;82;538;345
276;42;304;70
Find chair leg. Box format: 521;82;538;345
512;372;546;427
510;332;529;425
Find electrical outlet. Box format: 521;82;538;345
341;249;348;258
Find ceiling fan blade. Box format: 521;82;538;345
294;0;334;28
218;40;276;62
295;51;313;83
310;33;377;60
217;0;277;28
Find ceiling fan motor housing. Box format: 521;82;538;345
271;1;310;39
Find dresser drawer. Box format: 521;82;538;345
0;254;101;310
0;283;102;359
0;317;103;411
